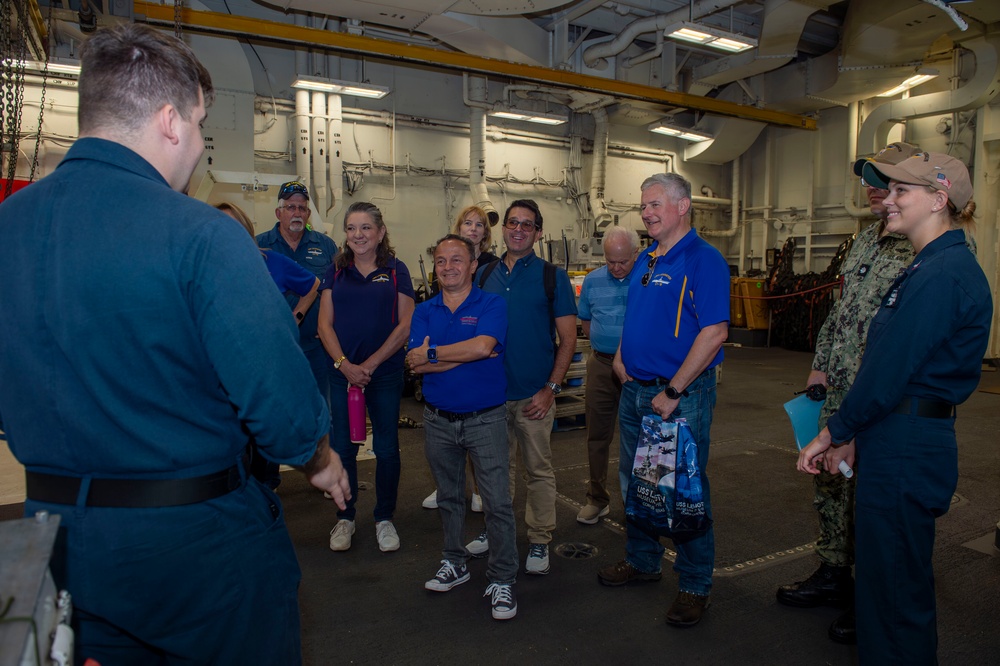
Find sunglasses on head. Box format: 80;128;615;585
279;181;308;198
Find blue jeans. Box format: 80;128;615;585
617;368;717;596
424;404;518;584
330;368;403;522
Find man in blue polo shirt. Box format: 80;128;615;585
597;173;729;628
474;199;578;575
256;182;339;400
576;225;639;524
407;234;518;620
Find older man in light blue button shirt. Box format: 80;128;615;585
576;226;640;524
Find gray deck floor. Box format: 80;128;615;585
282;346;1000;665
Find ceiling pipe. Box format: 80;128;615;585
327;93;344;221
843;101;871;219
582;0;745;69
622;32;664;70
465;74;499;226
311;91;328;213
857;35;1000;155
589;106;613;230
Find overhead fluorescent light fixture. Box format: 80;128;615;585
291;75;390;99
648;121;713;143
488;108;568;126
2;58;82;75
877;71;938;98
664;22;757;53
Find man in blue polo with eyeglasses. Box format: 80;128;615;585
257;181;339;408
597;173;729;629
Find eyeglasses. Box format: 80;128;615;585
641;254;657;287
279;181;309;198
281;204;309;214
503;217;540;232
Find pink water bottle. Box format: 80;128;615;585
348;385;367;444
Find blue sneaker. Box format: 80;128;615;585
485;583;517;620
425;560;470;592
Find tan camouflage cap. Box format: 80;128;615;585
852;142;922;177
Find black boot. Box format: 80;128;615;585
776;563;853;608
828;608;857;644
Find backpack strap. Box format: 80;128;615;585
477;259;501;289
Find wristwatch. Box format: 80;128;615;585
545;381;562;395
295;311;305;322
427;345;438;364
664;385;682;400
334;355;347;370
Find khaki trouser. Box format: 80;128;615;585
506;397;557;544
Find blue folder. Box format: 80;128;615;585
783;394;824;451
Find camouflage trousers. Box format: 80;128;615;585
813;389;855;567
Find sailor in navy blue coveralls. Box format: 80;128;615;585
804;228;991;664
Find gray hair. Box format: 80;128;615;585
640;173;692;205
602;225;640;253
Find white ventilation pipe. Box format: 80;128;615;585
589;106;613;229
327;93;344;222
700;157;741;237
857;35;1000;154
311;91;328;211
294;89;310;188
464;74;499;226
843;101;871;219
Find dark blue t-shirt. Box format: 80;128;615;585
320;256;415;377
476;252;577;401
263;250;317;296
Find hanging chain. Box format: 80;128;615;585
174;0;183;39
1;0;29;198
28;1;55;183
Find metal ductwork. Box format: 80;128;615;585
464;74;498;226
589;106;613;229
581;0;745;70
857;34;1000;154
760;0;964;114
689;0;839;96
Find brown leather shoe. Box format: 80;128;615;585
666;591;711;627
597;560;662;586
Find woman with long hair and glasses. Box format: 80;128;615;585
318;201;415;553
798;153;991;664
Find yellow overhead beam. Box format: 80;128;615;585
134;1;816;130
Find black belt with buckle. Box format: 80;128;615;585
593;350;615;361
427;403;504;422
892;397;955;419
633;376;670;387
26;454;248;508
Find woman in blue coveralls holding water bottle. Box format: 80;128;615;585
797;152;991;665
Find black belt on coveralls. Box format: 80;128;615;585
26;454;248;508
427;403;504;422
891;397;955;419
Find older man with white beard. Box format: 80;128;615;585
257;181;340;410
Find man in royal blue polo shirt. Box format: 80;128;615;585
474;199;578;575
597;173;729;628
256;181;339;401
407;235;518;620
576;225;639;525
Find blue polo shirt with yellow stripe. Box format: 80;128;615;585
620;228;729;381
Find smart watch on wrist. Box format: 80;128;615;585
664;385;682;400
295;311;305;322
427;345;438;364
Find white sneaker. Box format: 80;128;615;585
471;493;484;513
329;520;355;551
422;490;439;509
376;520;400;552
525;543;550;575
465;529;489;558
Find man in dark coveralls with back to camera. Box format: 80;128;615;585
0;23;349;665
